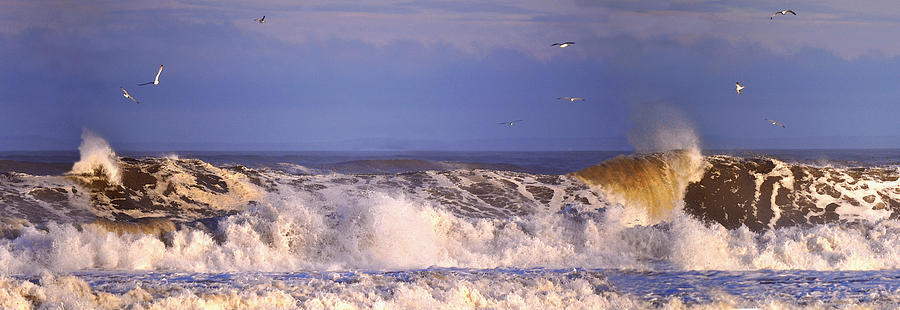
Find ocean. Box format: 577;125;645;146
2;136;900;308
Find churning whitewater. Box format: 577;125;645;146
3;132;900;308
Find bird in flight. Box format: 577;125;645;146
120;87;139;104
770;10;796;20
254;16;266;23
557;97;585;102
551;42;575;48
765;118;785;128
499;120;524;126
137;65;164;86
735;82;745;94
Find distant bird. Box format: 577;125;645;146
137;65;164;86
254;16;266;23
557;97;585;102
765;118;785;128
551;41;575;48
120;87;139;104
770;9;797;20
499;120;524;126
735;82;745;94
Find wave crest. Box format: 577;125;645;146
569;150;705;224
70;129;121;185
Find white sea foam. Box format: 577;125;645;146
3;185;900;275
0;269;892;309
0;272;625;309
69;129;121;185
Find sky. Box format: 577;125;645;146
2;0;900;151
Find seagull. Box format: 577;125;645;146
253;15;266;23
137;65;164;86
551;41;575;48
557;97;585;102
735;82;745;94
120;87;139;104
765;118;785;128
770;9;796;20
499;120;524;126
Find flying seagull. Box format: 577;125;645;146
735;82;745;94
557;97;585;102
137;65;164;86
254;16;266;23
499;120;524;126
551;42;575;48
120;87;139;104
770;10;796;20
765;118;785;128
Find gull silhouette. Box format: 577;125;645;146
137;65;164;86
557;97;585;102
120;87;139;104
770;10;797;20
499;120;524;126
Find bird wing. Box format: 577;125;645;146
261;15;265;21
785;10;796;15
154;65;164;81
514;120;524;122
137;82;153;86
551;43;561;46
573;98;584;101
121;87;138;103
565;42;575;45
557;97;570;100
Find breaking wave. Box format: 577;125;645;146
1;154;900;275
70;129;122;185
3;133;900;277
569;150;705;224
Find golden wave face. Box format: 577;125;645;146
569;150;705;222
88;217;176;237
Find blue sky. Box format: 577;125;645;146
2;0;900;150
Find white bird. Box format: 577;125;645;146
765;118;785;128
551;41;575;48
557;97;585;102
770;9;796;20
735;82;745;94
137;65;164;86
254;15;266;23
499;120;524;126
120;87;139;104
